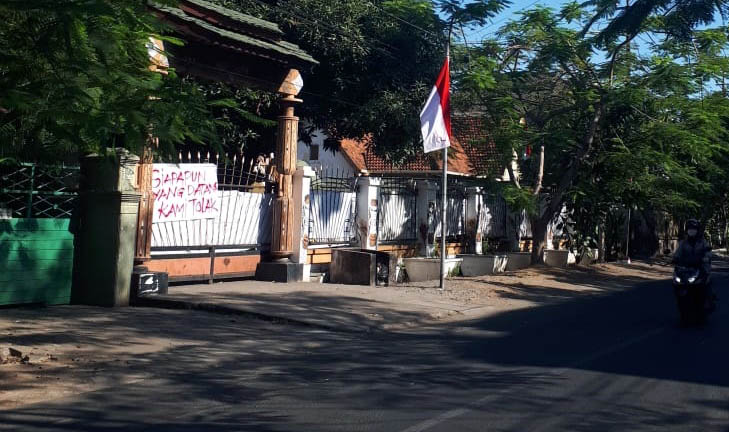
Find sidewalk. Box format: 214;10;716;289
0;261;670;410
140;261;671;332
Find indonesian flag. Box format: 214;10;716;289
420;55;451;153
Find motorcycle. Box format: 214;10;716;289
673;265;714;325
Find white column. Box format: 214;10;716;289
292;166;315;280
416;180;431;256
355;176;380;250
465;187;483;255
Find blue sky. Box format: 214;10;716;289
460;0;570;43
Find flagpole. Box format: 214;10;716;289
440;37;451;290
440;146;447;289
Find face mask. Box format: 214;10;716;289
687;229;698;237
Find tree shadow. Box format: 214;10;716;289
1;270;728;431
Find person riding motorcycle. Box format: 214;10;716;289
673;219;715;308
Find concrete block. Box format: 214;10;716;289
544;249;575;268
255;261;305;282
403;257;462;282
330;249;376;286
458;254;508;276
506;252;531;271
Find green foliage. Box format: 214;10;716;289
583;0;729;47
457;2;729;258
0;0;229;162
501;184;537;215
219;0;508;161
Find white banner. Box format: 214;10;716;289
152;163;219;222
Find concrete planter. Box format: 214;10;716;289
457;254;508;276
403;257;463;282
506;252;531;271
579;248;599;264
544;249;576;268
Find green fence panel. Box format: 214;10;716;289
0;218;74;306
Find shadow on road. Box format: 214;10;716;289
1;269;727;431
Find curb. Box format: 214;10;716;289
133;295;367;333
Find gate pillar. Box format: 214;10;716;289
291;166;315;279
269;94;300;260
73;149;141;307
355;176;380;250
256;70;306;282
465;187;483;254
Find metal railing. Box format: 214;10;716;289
431;179;467;239
309;168;357;245
378;177;418;243
479;192;508;239
150;151;274;249
0;162;80;219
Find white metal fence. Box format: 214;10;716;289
150;153;274;251
308;170;357;245
151;190;273;248
378;178;417;242
479;193;508;239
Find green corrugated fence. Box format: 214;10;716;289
0;218;74;305
0;163;79;306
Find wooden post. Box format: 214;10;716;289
134;144;155;263
270;71;303;261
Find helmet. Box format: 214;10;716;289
686;219;700;238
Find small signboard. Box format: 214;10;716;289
152;164;219;222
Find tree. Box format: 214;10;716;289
217;0;508;162
0;0;228;163
458;5;628;263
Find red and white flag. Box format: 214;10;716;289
420;55;451;153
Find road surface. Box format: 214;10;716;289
1;267;727;431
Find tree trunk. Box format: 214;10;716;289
530;215;548;264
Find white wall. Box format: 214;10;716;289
297;129;357;174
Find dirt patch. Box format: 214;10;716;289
397;261;671;312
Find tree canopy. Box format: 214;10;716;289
455;2;729;260
2;0;729;255
0;0;232;163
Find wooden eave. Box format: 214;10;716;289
150;3;318;70
179;0;284;40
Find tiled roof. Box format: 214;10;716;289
181;0;283;36
339;115;502;177
450;115;502;176
150;2;318;66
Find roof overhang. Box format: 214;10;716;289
149;0;317;91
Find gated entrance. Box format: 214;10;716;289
308;169;356;246
431;180;467;239
0;163;79;305
144;154;275;282
377;177;417;243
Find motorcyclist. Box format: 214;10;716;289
673;219;715;307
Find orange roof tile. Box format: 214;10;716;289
338;115;501;176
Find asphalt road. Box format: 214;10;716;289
2;268;728;431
